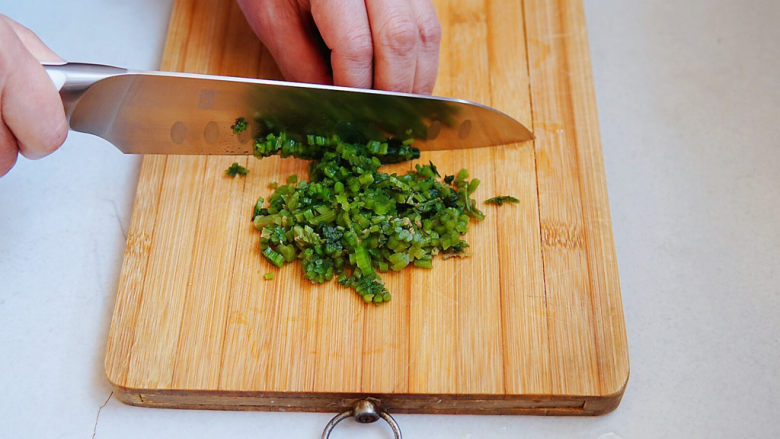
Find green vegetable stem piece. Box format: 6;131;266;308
262;247;285;268
484;195;520;206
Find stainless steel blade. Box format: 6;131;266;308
50;63;533;154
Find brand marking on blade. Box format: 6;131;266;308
198;89;215;109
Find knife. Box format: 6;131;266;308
44;62;533;155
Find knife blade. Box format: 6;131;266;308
45;62;533;154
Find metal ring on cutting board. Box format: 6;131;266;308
321;399;402;439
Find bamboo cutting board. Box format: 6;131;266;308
105;0;629;415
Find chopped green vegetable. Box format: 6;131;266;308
428;160;440;177
225;162;249;177
231;117;248;134
242;131;484;304
261;247;285;268
484;195;520;206
264;272;274;280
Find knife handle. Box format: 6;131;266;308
43;62;128;118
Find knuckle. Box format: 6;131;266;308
341;28;373;63
417;16;442;46
378;17;418;56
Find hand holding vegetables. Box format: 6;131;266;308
237;0;441;94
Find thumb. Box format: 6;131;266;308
0;15;68;162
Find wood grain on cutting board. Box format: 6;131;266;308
105;0;629;415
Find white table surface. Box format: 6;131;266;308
1;0;778;437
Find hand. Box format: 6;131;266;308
0;15;67;177
237;0;441;94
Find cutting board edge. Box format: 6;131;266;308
108;380;627;416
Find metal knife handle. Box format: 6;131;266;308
43;62;128;119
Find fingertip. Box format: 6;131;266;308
50;113;69;151
21;116;68;160
12;65;69;160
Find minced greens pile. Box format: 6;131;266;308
236;118;484;304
